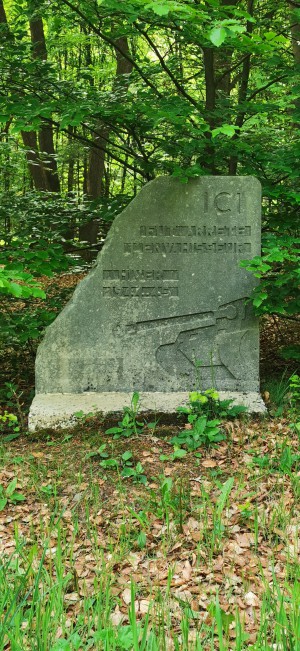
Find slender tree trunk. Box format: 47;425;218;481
290;4;300;64
80;36;133;247
86;36;133;199
0;0;8;24
29;6;60;192
67;127;75;194
203;47;216;173
289;3;300;122
1;0;60;191
83;151;88;195
228;0;254;175
21;130;48;190
87;126;110;198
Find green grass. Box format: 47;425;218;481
0;415;299;650
0;519;299;650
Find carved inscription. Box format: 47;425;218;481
124;242;252;254
103;269;178;281
102;268;179;299
140;225;251;237
103;286;179;298
124;224;252;255
204;191;242;213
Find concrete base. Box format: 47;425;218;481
28;391;266;431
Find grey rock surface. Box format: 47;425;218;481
28;391;266;431
33;176;262;410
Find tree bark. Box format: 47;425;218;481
229;0;255;175
80;36;133;247
29;6;60;192
1;0;60;191
87;36;133;200
202;47;216;173
67;127;75;194
289;3;300;121
21;130;49;190
290;3;300;64
0;1;46;189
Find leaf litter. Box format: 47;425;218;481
0;415;299;648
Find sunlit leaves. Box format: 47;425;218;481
211;125;237;138
144;1;194;18
209;20;246;47
0;267;46;299
209;25;227;47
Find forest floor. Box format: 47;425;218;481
0;272;300;649
0;412;299;649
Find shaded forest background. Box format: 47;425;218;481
0;0;299;405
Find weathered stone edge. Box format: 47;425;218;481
28;391;267;431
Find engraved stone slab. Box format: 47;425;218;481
29;176;265;429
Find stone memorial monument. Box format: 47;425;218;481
29;176;266;430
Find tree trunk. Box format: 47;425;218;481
67;127;75;194
21;130;49;190
86;36;133;200
202;47;216;173
29;6;60;192
1;0;60;191
229;0;255;175
80;36;133;246
86;126;110;198
290;3;300;121
290;3;300;64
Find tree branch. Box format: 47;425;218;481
247;74;288;101
133;22;201;110
58;0;163;100
229;0;255;174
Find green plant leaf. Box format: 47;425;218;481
105;426;123;434
173;448;187;459
122;450;133;462
6;478;18;497
121;467;135;478
137;531;147;548
209;26;227;47
216;477;234;517
11;492;26;502
145;1;171;16
100;458;118;468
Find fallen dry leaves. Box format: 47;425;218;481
0;416;299;647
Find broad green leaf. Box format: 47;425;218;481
209;26;227;47
121;467;135;478
30;286;46;299
105;426;123;434
216;478;234;517
253;292;268;307
173;448;187;459
122;450;133;461
7;282;24;297
145;2;170;16
212;124;236;138
50;640;71;651
6;478;18;497
11;493;26;502
137;531;147;548
100;458;118;468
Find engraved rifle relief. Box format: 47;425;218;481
127;299;255;382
